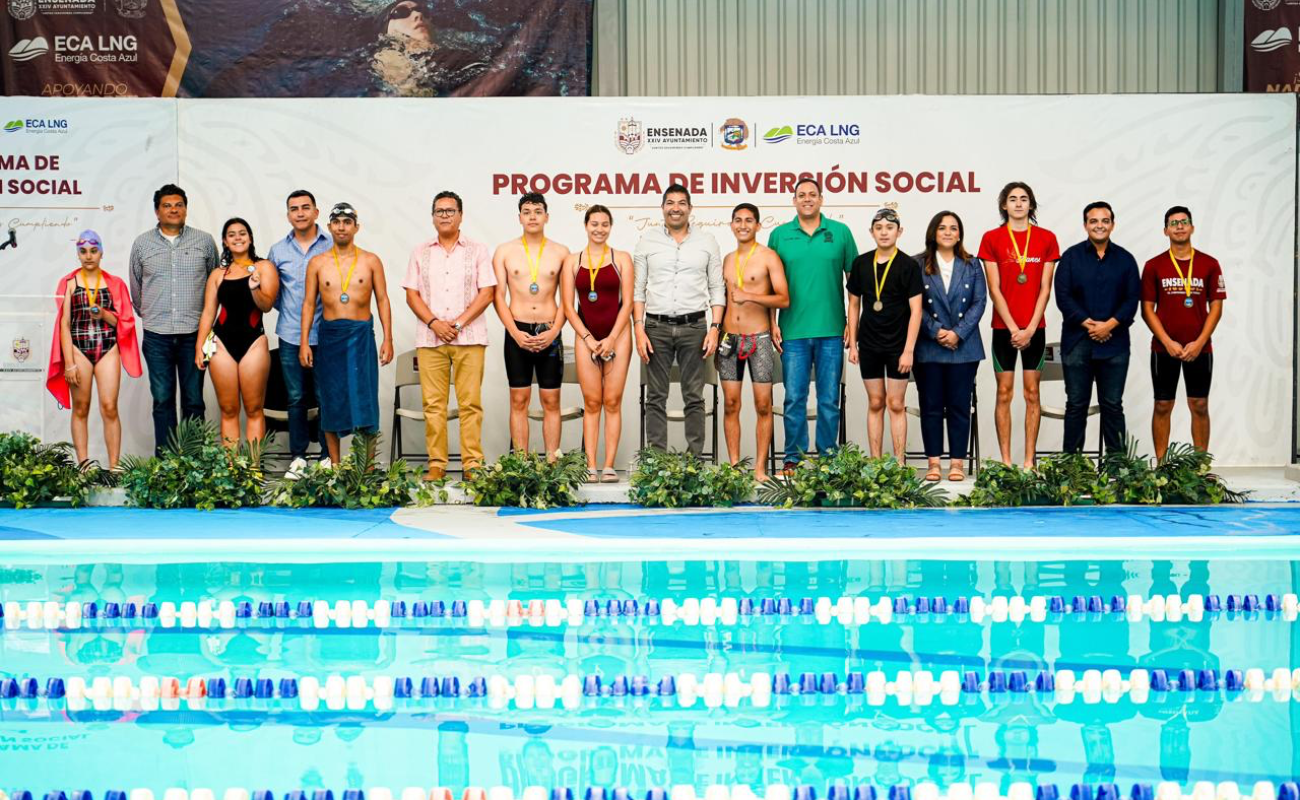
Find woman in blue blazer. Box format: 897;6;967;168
914;211;987;481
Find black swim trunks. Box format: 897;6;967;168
991;328;1046;373
505;320;563;390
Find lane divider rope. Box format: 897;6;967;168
3;780;1300;800
5;667;1299;712
3;593;1296;632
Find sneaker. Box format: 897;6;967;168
319;457;333;470
285;457;308;481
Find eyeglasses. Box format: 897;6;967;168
1167;219;1192;228
433;208;459;218
388;1;425;20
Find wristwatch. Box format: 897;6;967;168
452;321;463;333
710;322;722;331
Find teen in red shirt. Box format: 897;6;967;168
978;181;1061;467
1141;206;1226;458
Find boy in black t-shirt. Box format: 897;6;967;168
847;208;924;459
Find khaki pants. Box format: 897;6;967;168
417;344;485;470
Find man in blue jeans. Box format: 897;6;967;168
766;179;858;471
1053;201;1141;455
267;189;333;466
129;184;218;454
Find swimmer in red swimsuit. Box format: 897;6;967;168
560;204;634;482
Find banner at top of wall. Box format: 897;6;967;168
0;0;592;98
1245;0;1300;94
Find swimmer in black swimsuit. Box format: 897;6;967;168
196;217;280;447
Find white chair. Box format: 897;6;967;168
638;358;720;463
768;352;848;474
389;348;461;470
1037;340;1102;461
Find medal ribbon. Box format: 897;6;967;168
80;267;102;304
1167;247;1195;301
332;246;359;296
586;244;607;297
736;242;757;290
1007;223;1032;278
522;236;546;287
873;248;898;306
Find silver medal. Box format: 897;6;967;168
340;292;350;304
529;283;539;295
872;301;883;312
1016;273;1028;284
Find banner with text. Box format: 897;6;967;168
1245;0;1300;92
0;0;592;98
1;94;1294;464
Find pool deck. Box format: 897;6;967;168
0;466;1298;563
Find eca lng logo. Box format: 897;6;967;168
1251;28;1295;51
7;0;35;20
719;118;750;151
616;117;644;155
8;37;49;62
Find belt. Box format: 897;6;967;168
646;311;706;325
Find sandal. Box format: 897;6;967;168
587;468;598;482
601;468;619;483
947;464;966;482
923;465;942;483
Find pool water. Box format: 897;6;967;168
0;557;1296;793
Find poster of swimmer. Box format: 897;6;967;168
0;0;593;98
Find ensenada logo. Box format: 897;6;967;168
718;118;750;151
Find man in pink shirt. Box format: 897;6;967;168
403;191;497;480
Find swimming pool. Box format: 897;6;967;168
0;507;1298;796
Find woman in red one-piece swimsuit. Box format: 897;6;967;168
561;205;634;482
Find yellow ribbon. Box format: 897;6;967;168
586;244;607;297
522;236;547;287
332;246;359;295
1167;247;1195;300
1007;222;1032;277
873;248;898;305
735;242;757;290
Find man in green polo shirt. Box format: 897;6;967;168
767;178;858;471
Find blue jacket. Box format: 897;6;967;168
915;253;987;364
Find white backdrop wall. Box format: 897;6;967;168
3;95;1294;466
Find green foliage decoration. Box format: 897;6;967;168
461;449;588;509
757;444;946;509
119;419;265;510
627;449;756;508
267;431;441;509
0;431;95;508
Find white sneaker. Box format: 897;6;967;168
285;457;307;481
319;457;333;470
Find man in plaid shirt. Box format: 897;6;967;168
129;184;219;453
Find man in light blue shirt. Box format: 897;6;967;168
267;189;332;462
